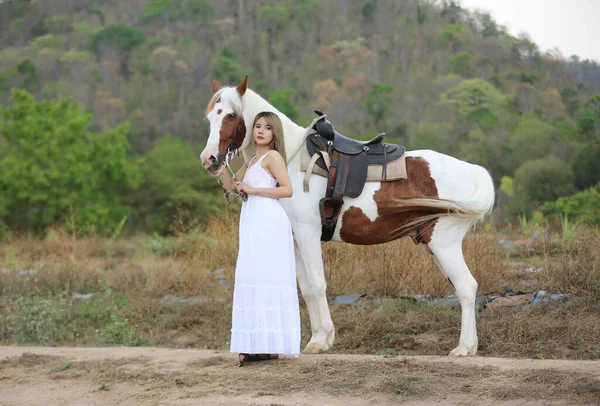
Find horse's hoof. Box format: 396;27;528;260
302;344;327;354
449;346;476;356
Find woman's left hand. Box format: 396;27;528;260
235;181;255;195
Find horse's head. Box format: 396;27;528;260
200;75;251;176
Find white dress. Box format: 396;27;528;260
230;151;301;356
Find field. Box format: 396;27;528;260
1;211;599;404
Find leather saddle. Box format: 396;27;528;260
306;110;405;241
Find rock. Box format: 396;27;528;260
485;293;535;310
331;294;366;305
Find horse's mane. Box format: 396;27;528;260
204;87;243;117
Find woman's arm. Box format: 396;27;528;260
236;152;293;198
219;160;249;191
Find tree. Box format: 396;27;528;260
541;185;600;225
510;157;575;215
211;48;246;85
577;109;597;139
0;89;140;233
508;117;557;170
139;0;216;24
90;24;144;80
584;94;600;116
268;88;299;120
571;143;600;190
128;137;222;234
437;24;463;47
449;52;472;77
560;86;579;118
480;13;499;38
366;83;393;126
441;79;507;119
0;58;38;93
257;4;289;36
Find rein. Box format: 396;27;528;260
224;116;245;178
286;114;326;166
220;115;248;203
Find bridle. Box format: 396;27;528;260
217;114;248;202
222;114;245;178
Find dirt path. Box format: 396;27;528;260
1;346;599;405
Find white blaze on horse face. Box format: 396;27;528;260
200;101;234;168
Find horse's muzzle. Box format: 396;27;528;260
205;152;227;176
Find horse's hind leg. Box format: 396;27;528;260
428;217;478;356
293;226;335;354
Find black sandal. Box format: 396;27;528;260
238;353;279;367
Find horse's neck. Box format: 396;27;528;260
242;90;305;170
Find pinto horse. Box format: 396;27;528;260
200;76;495;356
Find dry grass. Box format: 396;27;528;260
538;227;600;300
1;211;600;360
323;228;510;297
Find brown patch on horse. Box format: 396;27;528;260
218;115;246;154
339;157;439;245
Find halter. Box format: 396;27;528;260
223;115;245;178
220;115;248;202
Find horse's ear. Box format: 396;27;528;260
212;80;222;93
236;75;249;96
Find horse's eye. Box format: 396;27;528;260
227;113;237;120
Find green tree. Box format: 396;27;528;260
449;52;472;77
541;184;600;224
410;126;448;154
577;108;597;139
480;13;499;38
128;138;221;234
0;89;140;233
509;117;557;170
257;4;289;36
28;34;66;51
510;157;576;215
584;94;600;116
90;24;144;80
416;0;427;24
0;59;38;93
366;83;393;126
139;0;216;23
572;143;600;190
519;72;539;84
441;78;507;120
361;1;377;19
560;86;579;118
437;24;464;48
268;88;299;120
211;49;245;85
182;0;217;21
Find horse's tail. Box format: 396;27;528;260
384;164;495;233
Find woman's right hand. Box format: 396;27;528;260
235;181;254;195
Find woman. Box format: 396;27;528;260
218;111;301;366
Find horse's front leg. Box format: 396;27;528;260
293;225;335;353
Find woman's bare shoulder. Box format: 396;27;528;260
265;150;284;163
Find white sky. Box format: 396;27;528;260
459;0;600;62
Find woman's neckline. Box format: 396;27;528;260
249;150;272;169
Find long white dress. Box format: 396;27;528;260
230;151;301;356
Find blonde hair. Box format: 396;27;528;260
252;111;287;164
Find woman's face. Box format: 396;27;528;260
253;117;274;147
